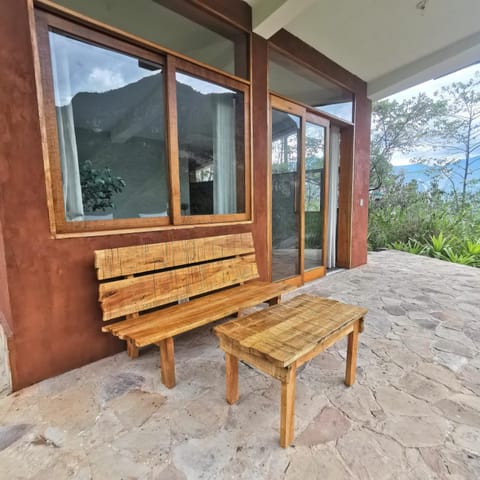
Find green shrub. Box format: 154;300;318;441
369;176;480;268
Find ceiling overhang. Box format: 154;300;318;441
245;0;480;100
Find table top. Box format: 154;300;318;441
214;294;367;368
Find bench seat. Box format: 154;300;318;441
103;280;293;347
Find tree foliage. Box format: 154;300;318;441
370;94;439;191
419;73;480;207
368;74;480;268
80;160;126;212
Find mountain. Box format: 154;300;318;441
393;157;480;193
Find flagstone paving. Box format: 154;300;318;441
0;250;479;479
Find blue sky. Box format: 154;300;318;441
386;64;480;165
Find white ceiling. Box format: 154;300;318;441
245;0;480;100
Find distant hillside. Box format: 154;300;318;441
393;157;480;193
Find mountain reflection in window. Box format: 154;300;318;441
48;30;169;221
175;72;245;216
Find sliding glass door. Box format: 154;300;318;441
270;96;329;283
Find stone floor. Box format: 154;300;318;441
1;250;480;479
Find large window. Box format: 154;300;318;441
35;10;250;233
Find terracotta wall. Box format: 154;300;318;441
0;0;370;390
351;91;372;267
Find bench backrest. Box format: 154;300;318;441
95;233;259;321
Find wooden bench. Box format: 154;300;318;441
95;233;293;388
214;294;367;447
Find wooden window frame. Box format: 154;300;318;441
33;7;252;236
170;57;251;225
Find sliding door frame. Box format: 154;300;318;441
269;94;330;285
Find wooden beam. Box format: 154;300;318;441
252;0;315;39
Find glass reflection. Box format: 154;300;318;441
176;72;245;216
271;109;301;280
49;30;169;221
304;122;326;271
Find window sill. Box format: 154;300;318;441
52;219;254;239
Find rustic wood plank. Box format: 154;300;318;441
280;365;296;448
99;254;259;320
102;281;294;345
345;319;360;386
218;339;288;382
225;352;239;404
159;337;175;388
95;232;255;280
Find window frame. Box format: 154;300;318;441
168;57;251;225
34;7;252;235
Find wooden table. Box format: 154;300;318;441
214;294;367;447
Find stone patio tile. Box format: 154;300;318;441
420;447;480;480
451;424;480;455
285;445;353;480
396;371;450;402
381;414;450;447
374;385;433;416
295;406;351;446
433;398;480;427
336;428;405;479
327;383;383;424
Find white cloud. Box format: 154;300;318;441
87;67;126;93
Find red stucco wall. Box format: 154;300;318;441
0;0;370;390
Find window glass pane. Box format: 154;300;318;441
304;122;326;271
316;102;353;121
48;30;169;221
176;72;245;216
52;0;248;78
269;50;353;122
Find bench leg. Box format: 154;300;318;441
268;296;281;306
280;365;296;448
159;338;176;388
225;353;239;404
345;320;360;386
126;339;139;359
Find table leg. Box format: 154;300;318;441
280;365;297;448
345;320;360;386
359;317;365;333
226;353;239;404
159;337;176;388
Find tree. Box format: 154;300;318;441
421;73;480;207
370;94;439;191
80;160;126;213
